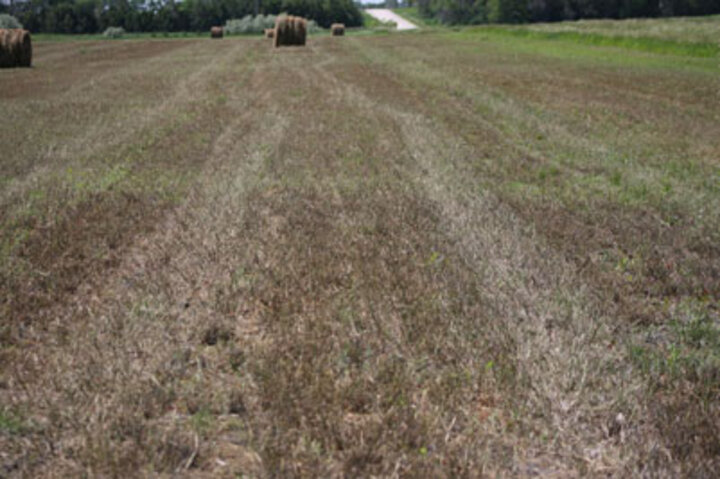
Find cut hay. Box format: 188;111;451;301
264;28;274;39
273;15;307;48
210;26;224;39
331;23;345;36
0;28;32;68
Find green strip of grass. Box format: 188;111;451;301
359;11;401;34
361;11;384;29
477;26;718;58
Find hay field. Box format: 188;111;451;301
1;24;719;476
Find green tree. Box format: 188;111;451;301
488;0;529;23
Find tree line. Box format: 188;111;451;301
0;0;363;33
415;0;720;24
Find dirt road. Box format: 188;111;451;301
1;33;718;477
365;9;418;30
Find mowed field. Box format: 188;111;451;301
1;26;719;476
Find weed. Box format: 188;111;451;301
0;409;25;435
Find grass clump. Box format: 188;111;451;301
0;409;27;436
632;301;720;395
630;300;720;466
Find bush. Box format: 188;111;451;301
224;15;277;35
307;20;322;34
0;14;23;29
284;0;363;27
103;27;126;39
224;15;324;35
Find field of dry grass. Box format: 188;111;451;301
1;25;718;477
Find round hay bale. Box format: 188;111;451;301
210;26;224;39
331;23;345;36
264;28;274;39
15;29;32;67
273;15;307;48
0;28;31;68
0;30;12;68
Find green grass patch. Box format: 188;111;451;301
361;11;384;29
393;7;438;28
525;15;720;45
477;26;718;58
631;300;720;398
360;11;399;33
447;27;719;74
0;409;27;435
190;408;215;434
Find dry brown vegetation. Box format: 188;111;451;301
0;27;718;477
